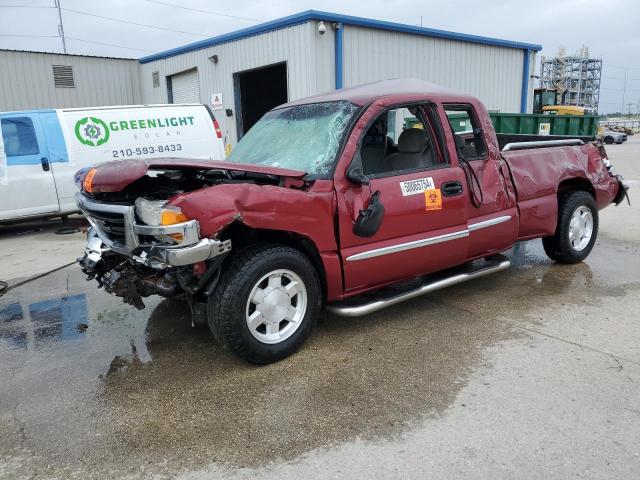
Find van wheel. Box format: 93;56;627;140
542;191;598;264
208;245;321;364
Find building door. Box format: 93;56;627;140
233;62;287;139
168;69;200;103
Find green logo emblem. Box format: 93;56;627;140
74;116;110;147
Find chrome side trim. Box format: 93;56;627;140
468;215;512;232
502;139;584;151
346;229;468;262
327;255;511;317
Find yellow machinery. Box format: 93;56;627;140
542;105;591;116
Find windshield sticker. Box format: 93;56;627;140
425;188;442;210
400;177;434;196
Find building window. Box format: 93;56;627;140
52;65;75;88
152;71;160;87
1;117;39;157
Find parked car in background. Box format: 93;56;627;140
0;104;225;223
601;129;627;144
75;79;628;364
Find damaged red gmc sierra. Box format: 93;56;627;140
75;79;628;363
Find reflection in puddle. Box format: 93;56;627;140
0;302;26;349
0;294;89;350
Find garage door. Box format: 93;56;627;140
170;69;200;103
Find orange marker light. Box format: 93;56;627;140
160;209;188;226
83;168;97;193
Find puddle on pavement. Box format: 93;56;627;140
0;237;637;477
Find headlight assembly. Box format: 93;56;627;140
135;198;188;226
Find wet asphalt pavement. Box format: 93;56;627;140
1;140;639;479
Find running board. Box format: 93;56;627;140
326;254;511;317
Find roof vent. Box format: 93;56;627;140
52;65;75;88
152;71;160;87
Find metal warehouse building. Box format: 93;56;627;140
0;50;141;111
139;10;542;147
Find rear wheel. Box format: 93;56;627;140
542;191;598;264
208;245;321;364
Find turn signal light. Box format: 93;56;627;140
83;168;97;193
160;209;188;226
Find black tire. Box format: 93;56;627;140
207;245;321;364
542;191;598;264
604;136;614;145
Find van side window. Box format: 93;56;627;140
443;105;487;160
1;117;39;157
360;105;445;177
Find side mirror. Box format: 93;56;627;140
353;190;385;237
346;164;370;185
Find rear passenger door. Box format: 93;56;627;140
335;102;469;293
442;104;518;258
0;113;60;220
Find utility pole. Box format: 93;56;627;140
55;0;67;54
621;69;627;114
627;103;633;119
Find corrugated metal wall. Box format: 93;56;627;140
343;25;525;113
140;21;532;145
0;50;141;112
139;22;335;146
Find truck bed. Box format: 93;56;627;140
501;141;615;240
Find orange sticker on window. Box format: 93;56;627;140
425;188;442;211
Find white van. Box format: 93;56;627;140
0;104;225;223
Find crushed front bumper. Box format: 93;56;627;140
613;176;630;206
76;192;231;268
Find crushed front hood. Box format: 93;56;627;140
86;157;307;193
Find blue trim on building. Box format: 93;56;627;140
139;10;542;64
520;49;531;113
334;24;343;90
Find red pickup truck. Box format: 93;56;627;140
75;79;628;363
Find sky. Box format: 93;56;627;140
1;0;639;114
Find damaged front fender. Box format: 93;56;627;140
170;180;338;252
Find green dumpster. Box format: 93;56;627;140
404;112;598;138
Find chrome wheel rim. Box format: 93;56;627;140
245;269;307;344
568;205;593;252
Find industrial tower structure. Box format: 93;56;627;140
540;47;602;112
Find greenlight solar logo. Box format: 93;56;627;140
75;117;110;147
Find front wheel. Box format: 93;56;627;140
208;245;321;364
542;191;598;264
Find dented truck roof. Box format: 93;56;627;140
281;78;478;108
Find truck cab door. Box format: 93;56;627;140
334;102;469;295
0;113;60;221
441;103;519;259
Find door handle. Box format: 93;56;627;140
41;157;50;171
441;181;463;197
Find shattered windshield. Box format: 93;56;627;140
227;101;359;177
